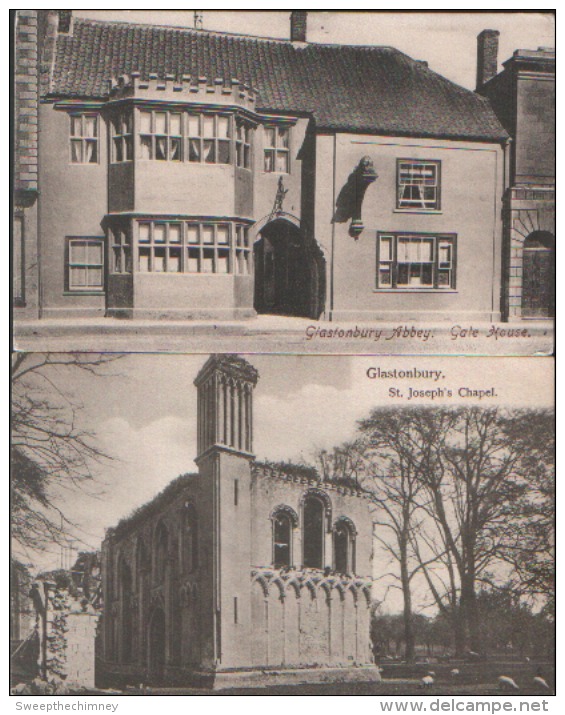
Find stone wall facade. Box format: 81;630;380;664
98;356;378;689
13;10;40;316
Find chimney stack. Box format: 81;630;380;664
476;29;500;89
290;11;307;43
58;10;72;34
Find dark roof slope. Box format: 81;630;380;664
50;18;507;141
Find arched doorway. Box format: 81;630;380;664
522;231;555;318
147;607;166;683
254;219;325;319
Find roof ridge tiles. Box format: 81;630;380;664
72;16;404;51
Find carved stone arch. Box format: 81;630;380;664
252;574;270;599
270;504;299;528
252;211;301;239
180;501;198;575
271;505;298;569
153;519;170;584
153;518;170;544
135;536;149;579
285;578;301;599
300;488;332;531
333;516;357;574
334;582;347;602
303;579;317;600
252;214;326;319
319;580;332;603
348;583;359;604
270;577;286;601
333;515;358;538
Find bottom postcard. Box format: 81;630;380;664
11;353;554;696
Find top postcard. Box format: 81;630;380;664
12;10;555;355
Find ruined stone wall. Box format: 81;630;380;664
100;474;204;683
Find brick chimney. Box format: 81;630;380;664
290;11;307;43
476;29;500;89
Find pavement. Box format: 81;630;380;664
13;315;554;355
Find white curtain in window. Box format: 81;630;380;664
71;140;82;163
156;137;167;160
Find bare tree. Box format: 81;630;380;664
354;407;554;656
354;409;452;662
11;353;121;561
493;410;555;616
407;407;550;653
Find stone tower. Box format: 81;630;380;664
193;354;258;684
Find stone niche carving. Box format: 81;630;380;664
333;156;378;239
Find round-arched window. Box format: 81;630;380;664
273;512;292;568
333;518;356;574
303;496;325;569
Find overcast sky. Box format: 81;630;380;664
74;10;555;90
22;353;553;606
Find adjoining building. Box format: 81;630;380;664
98;355;378;689
477;31;555;320
13;11;510;324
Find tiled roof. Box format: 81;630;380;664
50;19;507;142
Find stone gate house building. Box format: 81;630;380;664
98;355;378;688
14;10;512;324
477;33;555;320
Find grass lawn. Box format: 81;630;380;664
99;661;555;696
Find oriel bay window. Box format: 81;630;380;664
235;120;251;168
110;226;132;274
132;109;253;165
138;222;182;272
140;109;182;161
188;113;231;164
111;110;133;162
377;233;456;289
134;220;252;274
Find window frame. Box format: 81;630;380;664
263;124;291;174
396;159;441;212
272;511;293;569
69;112;100;165
133;219;252;275
109;224;132;274
187;112;232;165
333;518;356;575
235;119;252;169
139;108;183;162
302;495;325;570
111;109;133;163
65;237;105;293
137;221;184;274
376;231;457;291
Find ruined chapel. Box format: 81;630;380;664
98;355;378;688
